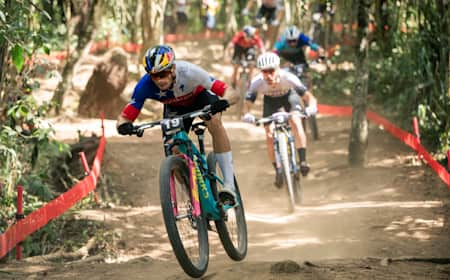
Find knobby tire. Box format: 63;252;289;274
207;153;248;261
159;155;209;278
277;132;296;213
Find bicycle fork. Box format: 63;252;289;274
172;154;202;218
287;129;299;176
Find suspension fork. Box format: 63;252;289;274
273;129;282;170
286;128;298;175
173;154;202;218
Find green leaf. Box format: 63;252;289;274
11;45;25;72
43;45;50;55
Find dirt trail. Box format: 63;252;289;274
1;41;450;279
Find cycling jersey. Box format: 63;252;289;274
121;60;226;121
273;33;319;64
245;69;307;101
231;31;264;49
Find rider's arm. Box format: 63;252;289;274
299;33;320;52
243;78;259;114
117;76;150;125
272;37;285;53
255;36;265;53
188;63;228;97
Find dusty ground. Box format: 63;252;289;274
1;41;450;279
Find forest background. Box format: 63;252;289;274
0;0;448;258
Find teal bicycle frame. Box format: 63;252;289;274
164;125;233;221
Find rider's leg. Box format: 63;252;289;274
290;114;310;176
264;124;276;164
206;114;236;192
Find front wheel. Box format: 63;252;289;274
159;155;209;278
277;132;296;213
207;153;248;261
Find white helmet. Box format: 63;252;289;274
284;26;300;40
257;52;280;70
243;25;256;37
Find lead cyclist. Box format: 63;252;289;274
241;52;318;188
116;44;237;204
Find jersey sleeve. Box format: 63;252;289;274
189;63;227;97
286;71;308;96
121;77;148;121
231;32;242;44
299;33;319;51
255;36;265;50
245;77;260;102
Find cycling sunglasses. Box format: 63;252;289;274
287;39;298;44
149;69;172;79
261;68;276;74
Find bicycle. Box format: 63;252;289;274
256;109;308;213
286;63;320;141
130;99;247;278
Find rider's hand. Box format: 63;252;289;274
305;106;318;117
241;8;249;16
117;122;134;135
242;113;256;124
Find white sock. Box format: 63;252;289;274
215;151;236;191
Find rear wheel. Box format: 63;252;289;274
207;153;248;261
159;155;209;278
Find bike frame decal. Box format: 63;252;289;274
178;154;201;217
169;173;179;217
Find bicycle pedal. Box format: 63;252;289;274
218;190;236;206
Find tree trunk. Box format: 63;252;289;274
0;0;13;108
51;0;99;115
140;0;167;62
223;0;238;49
348;0;370;167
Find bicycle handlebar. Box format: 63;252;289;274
255;108;308;126
131;99;230;137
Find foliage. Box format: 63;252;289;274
367;1;449;154
0;0;74;258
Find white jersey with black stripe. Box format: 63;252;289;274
247;69;307;99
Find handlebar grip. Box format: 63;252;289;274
136;129;144;137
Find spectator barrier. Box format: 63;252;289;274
0;105;448;260
0;120;106;260
317;104;450;188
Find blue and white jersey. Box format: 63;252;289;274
121;60;227;121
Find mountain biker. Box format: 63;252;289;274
226;25;265;90
241;52;317;187
242;0;284;28
116;45;236;204
273;25;324;69
273;25;324;123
